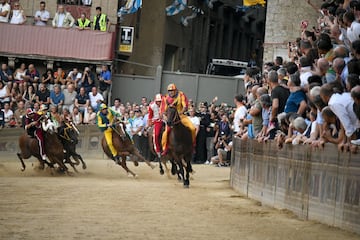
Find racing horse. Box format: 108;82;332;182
58;122;87;172
101;121;155;177
165;105;193;187
17;120;68;173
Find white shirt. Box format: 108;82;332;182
57;13;65;27
188;115;200;128
34;10;50;26
0;3;10;22
0;85;10;103
233;105;247;133
88;92;104;109
346;21;360;43
67;71;82;81
10;9;24;24
300;66;312;88
2;109;13;123
329;93;360;137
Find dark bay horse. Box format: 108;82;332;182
101;122;155;177
166;105;193;187
17;129;68;173
58;122;87;172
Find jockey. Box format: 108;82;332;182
148;93;164;158
160;83;196;156
96;103;121;162
24;108;47;161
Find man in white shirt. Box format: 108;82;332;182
343;11;360;43
233;94;247;136
88;86;104;112
299;56;312;89
52;5;75;28
0;0;10;23
34;1;50;26
188;108;200;136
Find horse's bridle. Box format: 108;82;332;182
167;106;181;126
111;121;127;140
59;122;79;142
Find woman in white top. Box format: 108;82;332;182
9;2;26;24
83;106;96;124
0;81;11;105
14;63;27;94
71;106;83;125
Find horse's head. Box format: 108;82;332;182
61;122;79;144
112;121;128;141
166;105;180;127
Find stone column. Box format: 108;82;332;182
263;0;324;64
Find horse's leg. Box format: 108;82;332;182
176;160;184;182
16;153;26;171
132;149;155;169
118;155;137;178
75;153;87;170
183;156;192;188
158;155;164;175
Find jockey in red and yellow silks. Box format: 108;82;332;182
160;83;195;155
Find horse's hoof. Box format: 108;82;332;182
160;169;164;175
21;167;25;172
133;161;139;167
183;184;189;188
82;164;87;170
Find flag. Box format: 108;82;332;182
166;0;187;16
119;0;142;15
243;0;266;7
181;6;204;27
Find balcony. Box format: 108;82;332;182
0;23;116;65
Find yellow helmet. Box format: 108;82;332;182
167;83;177;91
99;103;108;110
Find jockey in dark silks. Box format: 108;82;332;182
24;108;47;161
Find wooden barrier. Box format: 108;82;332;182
230;138;360;234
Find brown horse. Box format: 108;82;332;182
17;130;68;173
101;122;155;177
165;105;193;187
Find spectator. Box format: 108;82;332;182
71;106;82;125
0;0;10;23
13;63;26;94
211;135;233;167
66;68;82;89
0;105;4;129
111;98;122;116
35;83;50;107
98;65;112;104
321;106;345;145
196;103;210;163
131;109;144;155
233;94;247;137
268;70;290;128
343;11;360;43
83;106;96;124
141;97;148;107
50;84;65;110
257;94;273;142
2;102;13;127
88;86;103;112
284;72;307;116
23;64;40;91
249;86;266;138
205;109;218;164
299;56;313;89
22;84;36;108
41;69;54;90
0;63;13;90
75;87;90;113
49;104;61;129
81;67;95;93
93;6;110;32
34;1;50;26
63;83;77;113
188;107;200;136
0;80;10;106
351;85;360;145
13;100;25;127
9;1;26;25
75;12;91;30
54;67;66;89
52;5;75;28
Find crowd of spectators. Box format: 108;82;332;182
0;1;110;32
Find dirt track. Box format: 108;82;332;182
0;158;359;240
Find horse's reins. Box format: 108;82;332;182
169;107;181;126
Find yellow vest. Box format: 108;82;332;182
77;18;90;28
93;14;107;31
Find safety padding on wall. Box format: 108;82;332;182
0;126;106;159
230;138;360;234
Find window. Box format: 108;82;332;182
57;0;92;6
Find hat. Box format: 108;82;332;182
155;93;162;102
26;108;34;115
167;83;177;91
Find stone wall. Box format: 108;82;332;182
263;0;324;63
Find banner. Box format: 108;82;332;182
166;0;187;16
119;26;134;53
